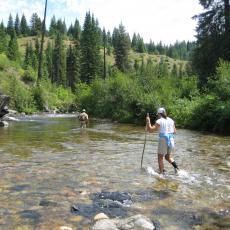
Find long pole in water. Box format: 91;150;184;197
141;113;149;168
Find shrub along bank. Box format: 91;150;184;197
0;53;229;134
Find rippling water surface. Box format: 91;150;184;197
0;114;229;229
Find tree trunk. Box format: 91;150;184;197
224;0;230;33
38;0;48;81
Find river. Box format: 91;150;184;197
0;114;229;229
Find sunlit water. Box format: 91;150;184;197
0;114;229;229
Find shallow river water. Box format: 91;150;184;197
0;114;229;230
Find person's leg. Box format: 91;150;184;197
157;138;167;174
165;151;179;172
158;154;164;173
165;153;173;163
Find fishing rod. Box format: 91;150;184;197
141;113;149;168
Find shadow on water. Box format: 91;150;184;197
0;114;229;229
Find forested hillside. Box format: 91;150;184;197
0;2;230;134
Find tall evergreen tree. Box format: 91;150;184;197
80;12;103;83
49;15;57;36
73;18;81;41
56;19;66;35
107;31;112;46
7;30;20;61
103;28;107;79
66;19;81;89
7;14;15;36
147;39;156;54
53;33;66;85
20;14;29;36
24;42;37;69
136;34;146;53
66;43;80;91
113;23;131;72
0;22;8;54
131;33;138;50
45;41;54;82
192;0;230;87
30;13;42;36
67;23;73;37
14;13;21;36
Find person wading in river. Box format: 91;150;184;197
146;107;179;174
78;109;89;128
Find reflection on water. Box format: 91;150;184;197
0;114;229;229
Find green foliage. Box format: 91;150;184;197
0;53;11;70
3;75;36;113
32;80;75;112
21;66;37;83
209;60;230;101
0;12;229;134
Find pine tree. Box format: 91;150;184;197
80;12;103;83
14;13;21;36
107;31;112;46
103;28;107;79
53;33;66;85
0;22;8;54
192;0;230;86
56;19;65;35
7;14;15;36
113;23;131;72
131;33;137;51
147;39;156;54
45;41;54;82
7;30;20;61
66;43;80;91
49;15;57;36
30;13;42;36
24;42;36;68
67;23;74;38
20;14;29;36
136;34;146;53
73;18;81;41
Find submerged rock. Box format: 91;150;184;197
92;214;155;230
93;191;132;206
71;191;132;218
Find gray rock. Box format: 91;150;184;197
0;121;8;126
92;219;119;230
92;214;155;230
115;214;155;230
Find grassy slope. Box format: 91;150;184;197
18;36;187;72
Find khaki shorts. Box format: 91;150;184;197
157;138;173;155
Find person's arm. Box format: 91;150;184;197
146;115;159;133
85;114;89;124
173;124;176;134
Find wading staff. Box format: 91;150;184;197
141;113;149;168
